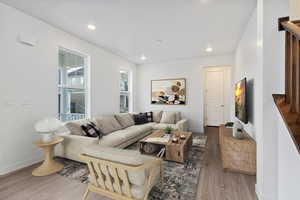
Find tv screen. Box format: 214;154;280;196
235;78;248;124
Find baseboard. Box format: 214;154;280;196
256;184;262;200
0;154;43;176
255;184;277;200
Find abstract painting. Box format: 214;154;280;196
151;78;186;105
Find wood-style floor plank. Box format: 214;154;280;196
197;127;257;200
0;127;256;200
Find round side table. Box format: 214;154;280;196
32;136;64;176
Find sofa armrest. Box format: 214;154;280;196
55;135;99;162
176;119;188;131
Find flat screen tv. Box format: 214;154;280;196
235;78;248;124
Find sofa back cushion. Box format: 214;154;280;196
83;145;145;166
65;119;91;136
160;111;176;124
94;115;122;135
115;113;135;128
152;110;163;123
175;111;182;123
83;145;154;186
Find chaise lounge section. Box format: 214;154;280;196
55;111;188;162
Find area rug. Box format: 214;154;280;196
56;135;207;200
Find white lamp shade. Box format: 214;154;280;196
35;118;63;133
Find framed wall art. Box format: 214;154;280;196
151;78;186;105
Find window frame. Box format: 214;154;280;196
58;47;91;121
120;69;132;113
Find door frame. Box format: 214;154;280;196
203;66;232;127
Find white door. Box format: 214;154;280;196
204;69;225;126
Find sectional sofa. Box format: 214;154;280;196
55;111;188;162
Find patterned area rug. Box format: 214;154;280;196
56;135;207;200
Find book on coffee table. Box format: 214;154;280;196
144;136;170;143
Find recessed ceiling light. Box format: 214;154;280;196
140;54;147;61
88;24;96;30
206;47;213;52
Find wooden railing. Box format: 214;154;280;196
274;17;300;153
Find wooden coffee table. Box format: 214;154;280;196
139;130;193;163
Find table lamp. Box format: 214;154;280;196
34;118;63;143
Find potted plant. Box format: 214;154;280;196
164;126;173;135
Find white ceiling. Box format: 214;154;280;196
1;0;256;64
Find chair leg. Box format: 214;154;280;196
83;188;90;200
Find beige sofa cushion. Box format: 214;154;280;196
152;110;163;123
121;185;145;199
152;123;177;130
160;111;176;124
83;145;154;186
55;135;99;161
115;113;135;128
128;112;139;120
98;123;152;147
83;145;145;165
94;115;122;135
99;129;140;147
125;123;153;133
175;111;182;123
65;119;90;136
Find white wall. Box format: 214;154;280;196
261;0;289;199
274;0;300;200
277;111;300;200
0;3;136;175
136;55;234;133
276;2;300;200
233;7;265;199
234;8;259;139
234;1;290;199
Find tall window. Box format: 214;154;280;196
58;48;89;121
120;70;130;113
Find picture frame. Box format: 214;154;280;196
151;78;186;105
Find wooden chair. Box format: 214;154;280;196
80;149;163;200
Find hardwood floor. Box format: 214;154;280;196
0;127;256;200
197;127;257;200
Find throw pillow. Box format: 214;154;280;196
160;111;181;123
65;119;91;136
160;111;176;124
145;111;153;122
133;113;149;125
81;122;102;138
94;115;123;135
152;110;163;123
115;113;135;128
